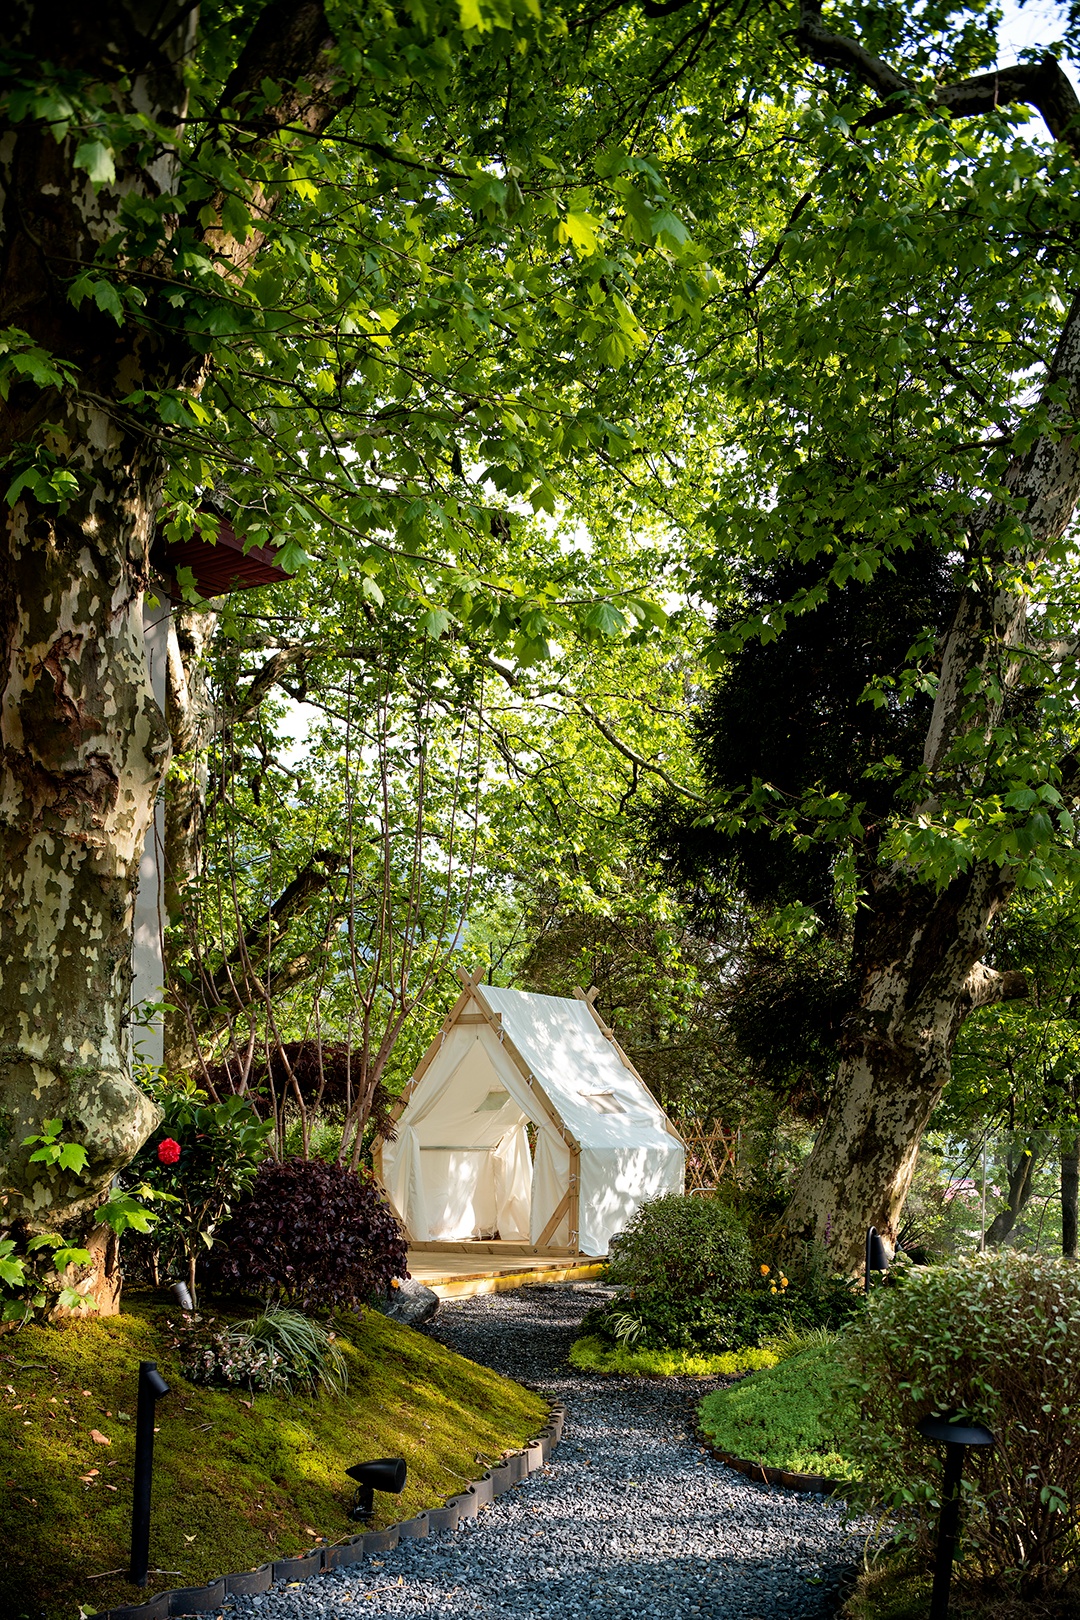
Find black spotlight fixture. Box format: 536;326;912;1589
864;1225;890;1295
916;1414;994;1620
346;1457;407;1522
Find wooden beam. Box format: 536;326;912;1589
536;1186;572;1247
568;1145;582;1253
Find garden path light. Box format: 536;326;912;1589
916;1414;994;1620
346;1457;407;1522
129;1360;170;1587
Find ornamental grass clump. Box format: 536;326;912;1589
839;1250;1080;1598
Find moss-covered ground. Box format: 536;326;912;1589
696;1344;861;1481
841;1561;1080;1619
0;1299;547;1620
568;1333;778;1378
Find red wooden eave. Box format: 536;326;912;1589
156;516;292;599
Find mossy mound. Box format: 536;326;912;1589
569;1333;779;1378
697;1343;861;1482
0;1300;547;1620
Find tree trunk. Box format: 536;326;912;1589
782;860;1027;1272
1062;1130;1079;1258
782;0;1080;1280
0;1;344;1307
162;605;217;1074
983;1138;1041;1248
0;3;198;1260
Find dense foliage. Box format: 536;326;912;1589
212;1157;408;1312
587;1193;860;1355
123;1081;272;1302
607;1193;752;1300
840;1252;1080;1597
180;1304;348;1396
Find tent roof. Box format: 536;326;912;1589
465;983;680;1152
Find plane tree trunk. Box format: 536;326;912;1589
0;0;344;1308
783;859;1027;1271
781;8;1080;1275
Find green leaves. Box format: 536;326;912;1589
73;137;115;185
23;1120;88;1177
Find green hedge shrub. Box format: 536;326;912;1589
607;1194;753;1298
839;1251;1080;1597
586;1198;861;1357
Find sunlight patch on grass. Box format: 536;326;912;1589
697;1343;862;1481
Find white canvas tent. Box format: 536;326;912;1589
373;971;685;1257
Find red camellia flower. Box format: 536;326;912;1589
157;1138;181;1166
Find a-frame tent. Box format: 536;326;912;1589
373;969;685;1257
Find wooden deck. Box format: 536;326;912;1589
408;1242;607;1298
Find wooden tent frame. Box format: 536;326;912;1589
372;969;683;1256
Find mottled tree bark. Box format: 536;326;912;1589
0;0;344;1306
781;9;1080;1274
0;2;197;1261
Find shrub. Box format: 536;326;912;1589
241;1304;349;1395
607;1193;753;1298
123;1079;273;1301
212;1157;408;1313
585;1211;860;1356
179;1320;292;1393
839;1251;1080;1597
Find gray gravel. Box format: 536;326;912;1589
221;1285;864;1620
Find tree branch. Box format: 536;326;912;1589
794;2;1080;159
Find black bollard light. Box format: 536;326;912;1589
346;1457;407;1522
864;1226;889;1295
916;1414;994;1620
129;1360;170;1586
170;1279;194;1313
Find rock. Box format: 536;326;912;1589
376;1277;440;1327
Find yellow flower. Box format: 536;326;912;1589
770;1285;777;1294
760;1264;770;1276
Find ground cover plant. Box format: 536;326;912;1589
839;1251;1080;1601
0;1301;547;1620
569;1336;779;1378
179;1304;349;1397
697;1339;862;1483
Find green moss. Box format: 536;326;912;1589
568;1333;779;1378
840;1564;933;1620
697;1344;862;1482
0;1301;547;1620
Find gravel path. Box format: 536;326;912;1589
223;1286;863;1620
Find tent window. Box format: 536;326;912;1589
475;1089;510;1113
585;1091;625;1115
